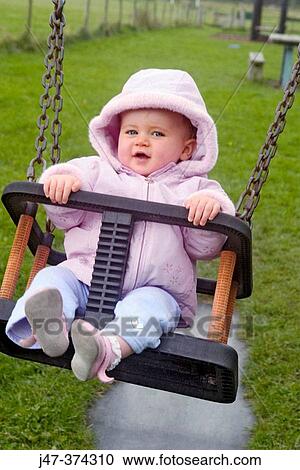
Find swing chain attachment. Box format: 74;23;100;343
236;42;300;224
27;0;66;182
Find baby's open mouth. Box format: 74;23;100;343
134;152;150;159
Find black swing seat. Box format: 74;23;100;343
0;182;252;403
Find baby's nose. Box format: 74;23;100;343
136;134;149;146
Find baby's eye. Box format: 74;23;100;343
152;131;165;137
126;130;138;135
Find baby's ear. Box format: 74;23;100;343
180;138;197;161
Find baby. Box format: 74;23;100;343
6;69;235;383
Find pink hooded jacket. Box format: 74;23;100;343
39;69;235;324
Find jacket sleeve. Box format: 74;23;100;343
182;178;236;260
38;156;100;230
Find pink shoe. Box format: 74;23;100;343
71;320;119;384
24;288;69;357
19;335;37;348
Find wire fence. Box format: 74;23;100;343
1;0;205;49
1;0;300;50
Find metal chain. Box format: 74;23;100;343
49;1;65;166
27;0;66;182
236;42;300;223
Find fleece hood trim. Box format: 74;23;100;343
89;69;219;176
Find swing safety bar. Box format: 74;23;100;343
0;181;252;403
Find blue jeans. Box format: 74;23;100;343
6;266;181;354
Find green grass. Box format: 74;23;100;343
2;0;299;49
0;25;299;449
0;0;133;40
0;0;205;47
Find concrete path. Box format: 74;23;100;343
89;304;255;449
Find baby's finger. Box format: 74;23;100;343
48;178;58;203
61;182;72;204
54;179;65;204
192;200;207;225
43;179;50;197
187;200;198;223
208;203;221;221
71;179;81;192
184;196;193;209
199;201;214;226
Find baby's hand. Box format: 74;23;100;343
43;174;82;204
185;193;221;226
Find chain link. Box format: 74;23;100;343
49;5;65;166
236;42;300;223
27;0;66;182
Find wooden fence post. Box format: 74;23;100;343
133;0;138;27
118;0;123;30
196;0;204;27
101;0;110;34
26;0;33;35
169;0;175;26
162;0;167;25
251;0;263;41
82;0;92;36
153;0;158;26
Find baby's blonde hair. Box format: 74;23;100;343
173;112;198;142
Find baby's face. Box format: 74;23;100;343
117;109;195;177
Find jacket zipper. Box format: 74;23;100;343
132;177;152;290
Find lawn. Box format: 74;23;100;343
1;0;300;47
0;0;206;46
0;23;299;449
0;0;134;40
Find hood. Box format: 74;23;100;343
89;68;218;176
